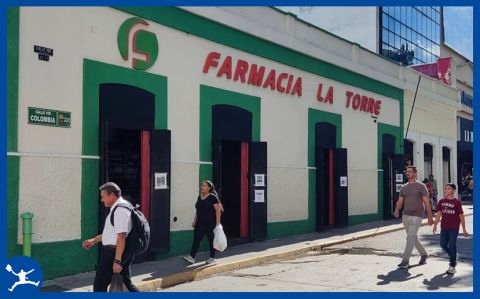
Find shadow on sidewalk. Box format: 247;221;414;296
44;217;411;291
377;269;423;285
422;273;461;290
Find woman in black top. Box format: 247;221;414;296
183;180;222;264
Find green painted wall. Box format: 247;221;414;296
7;7;20;260
198;85;261;185
7;7;19;153
7;157;20;258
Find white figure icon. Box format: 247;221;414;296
5;264;40;292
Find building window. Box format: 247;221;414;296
380;6;440;65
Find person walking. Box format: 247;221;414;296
183;180;222;265
433;183;469;274
423;178;435;212
82;182;139;292
393;166;434;269
429;174;438;207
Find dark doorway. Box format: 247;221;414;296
382;134;395;219
442;146;451;185
404;139;414;169
107;128;141;206
220;140;242;238
98;83;171;263
424;144;433;178
211;105;266;243
382;135;403;219
315;122;348;231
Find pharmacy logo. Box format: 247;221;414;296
117;17;159;70
3;256;43;294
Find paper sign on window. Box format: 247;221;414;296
254;190;265;203
154;172;168;190
340;176;348;187
396;184;403;192
396;174;404;183
254;174;265;187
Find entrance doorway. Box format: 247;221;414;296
98;83;171;263
424;143;433;179
442;146;451;185
315;122;348;231
218;140;249;240
107;128;141;206
211;105;267;243
382;134;403;219
404;139;414;170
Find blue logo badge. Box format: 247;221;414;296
2;256;43;294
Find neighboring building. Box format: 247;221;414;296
278;5;473;193
6;7;458;279
441;45;474;197
380;6;441;65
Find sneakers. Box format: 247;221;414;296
182;255;195;264
397;260;410;269
205;257;216;264
419;255;428;265
447;266;456;274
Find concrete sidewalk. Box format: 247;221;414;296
42;205;474;292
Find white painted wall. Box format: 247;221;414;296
18;157;82;243
17;7;88;242
402;68;459;195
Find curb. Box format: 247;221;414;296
136;212;473;292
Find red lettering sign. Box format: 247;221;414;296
345;90;382;116
202;52;384;111
317;84;334;104
203;51;302;97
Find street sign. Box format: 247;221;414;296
28;107;71;128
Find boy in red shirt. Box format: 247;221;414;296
433;183;469;274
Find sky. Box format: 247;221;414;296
277;6;473;62
443;6;473;61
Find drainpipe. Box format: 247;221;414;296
21;212;33;257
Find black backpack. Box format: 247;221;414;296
110;203;150;255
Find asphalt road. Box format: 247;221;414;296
161;205;474;292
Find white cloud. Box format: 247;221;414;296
277;6;378;52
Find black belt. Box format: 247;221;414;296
104;245;116;249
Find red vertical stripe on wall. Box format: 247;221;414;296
240;142;249;237
329;149;335;226
141;131;151;221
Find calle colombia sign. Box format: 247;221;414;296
28;107;71;128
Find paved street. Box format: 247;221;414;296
161;206;473;292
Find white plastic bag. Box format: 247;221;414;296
213;224;227;252
108;273;129;292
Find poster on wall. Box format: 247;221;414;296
340;176;348;187
154;172;168;190
396;174;404;183
254;174;265;187
254;190;265;203
396;184;403;192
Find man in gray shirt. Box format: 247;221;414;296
393;165;433;268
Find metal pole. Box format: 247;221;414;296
21;212;33;257
405;76;421;140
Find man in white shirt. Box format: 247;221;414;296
82;182;139;292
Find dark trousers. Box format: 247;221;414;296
93;247;139;292
440;229;459;267
190;223;215;259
